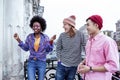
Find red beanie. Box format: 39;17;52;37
87;15;103;30
63;15;76;27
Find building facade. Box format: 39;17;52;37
103;30;114;39
0;0;44;80
115;20;120;51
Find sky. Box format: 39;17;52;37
41;0;120;38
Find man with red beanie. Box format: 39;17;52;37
77;15;119;80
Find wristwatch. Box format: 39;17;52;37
89;66;93;72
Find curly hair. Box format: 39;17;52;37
29;15;47;32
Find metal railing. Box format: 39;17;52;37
112;71;120;80
24;58;120;80
24;57;82;80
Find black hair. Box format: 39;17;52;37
29;15;46;32
86;18;89;22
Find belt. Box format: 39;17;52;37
30;57;38;61
33;57;37;60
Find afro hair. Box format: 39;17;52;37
29;15;47;32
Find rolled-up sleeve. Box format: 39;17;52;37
104;40;119;73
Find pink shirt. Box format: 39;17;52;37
85;33;119;80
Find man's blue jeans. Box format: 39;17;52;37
27;59;46;80
55;62;77;80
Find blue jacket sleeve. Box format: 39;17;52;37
44;34;53;53
18;36;29;51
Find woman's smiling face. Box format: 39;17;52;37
63;23;72;33
32;22;41;34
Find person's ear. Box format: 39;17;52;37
94;23;99;29
94;23;98;27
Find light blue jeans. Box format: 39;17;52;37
27;59;46;80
